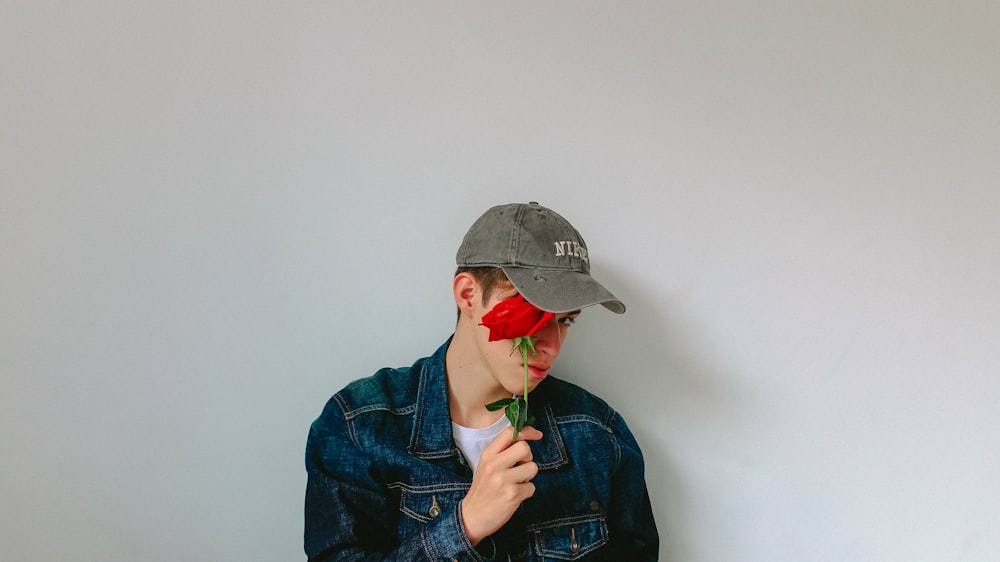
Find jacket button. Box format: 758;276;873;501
428;495;442;518
589;500;600;512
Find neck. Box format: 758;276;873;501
445;326;509;428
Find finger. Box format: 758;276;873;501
483;426;520;455
497;480;537;505
482;425;544;465
514;426;543;442
494;440;533;467
508;461;538;483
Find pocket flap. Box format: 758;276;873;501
393;483;467;523
530;516;608;560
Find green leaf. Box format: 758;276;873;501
505;402;521;438
485;398;515;411
508;337;522;356
523;337;537;355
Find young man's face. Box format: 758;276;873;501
473;286;580;397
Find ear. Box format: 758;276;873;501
452;272;480;320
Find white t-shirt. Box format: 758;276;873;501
452;414;511;473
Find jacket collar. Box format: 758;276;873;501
408;338;569;470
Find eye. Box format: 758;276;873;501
557;316;577;326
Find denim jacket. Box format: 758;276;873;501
304;339;658;561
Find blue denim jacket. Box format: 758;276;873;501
305;339;658;561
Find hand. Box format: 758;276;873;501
460;425;543;545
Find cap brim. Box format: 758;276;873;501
501;266;626;314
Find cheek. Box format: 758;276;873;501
481;338;512;360
495;340;518;359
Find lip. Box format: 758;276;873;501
527;364;550;380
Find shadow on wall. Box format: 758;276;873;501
559;266;745;562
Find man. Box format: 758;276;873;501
305;202;658;560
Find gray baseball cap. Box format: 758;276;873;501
456;202;625;314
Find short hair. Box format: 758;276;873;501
454;266;513;321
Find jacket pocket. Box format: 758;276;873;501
529;515;608;560
390;482;468;532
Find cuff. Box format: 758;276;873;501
420;500;495;561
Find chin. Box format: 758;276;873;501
511;380;542;397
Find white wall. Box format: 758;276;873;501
2;2;998;560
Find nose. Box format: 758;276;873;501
532;317;563;358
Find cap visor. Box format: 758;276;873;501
502;267;626;314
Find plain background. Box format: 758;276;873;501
2;2;998;561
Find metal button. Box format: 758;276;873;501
428;495;442;518
589;500;600;512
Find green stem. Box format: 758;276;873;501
521;342;529;424
506;337;536;441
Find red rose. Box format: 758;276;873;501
480;295;555;342
479;295;554;440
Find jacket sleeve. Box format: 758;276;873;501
604;410;660;560
304;398;494;562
